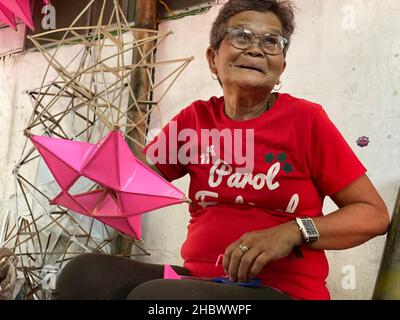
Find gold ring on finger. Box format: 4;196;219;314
238;244;249;254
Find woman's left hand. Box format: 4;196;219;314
223;221;303;283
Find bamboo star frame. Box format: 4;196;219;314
0;0;193;299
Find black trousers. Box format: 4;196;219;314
53;253;292;300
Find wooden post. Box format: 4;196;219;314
372;187;400;299
126;0;158;155
118;0;158;256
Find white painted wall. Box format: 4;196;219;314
0;0;399;299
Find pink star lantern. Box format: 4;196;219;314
0;0;34;31
27;130;190;239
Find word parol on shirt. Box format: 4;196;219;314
196;157;299;213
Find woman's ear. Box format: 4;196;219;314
277;60;287;81
206;47;218;75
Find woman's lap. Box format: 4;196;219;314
53;253;189;300
53;253;291;300
127;278;292;300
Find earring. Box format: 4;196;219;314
211;73;218;81
274;80;282;91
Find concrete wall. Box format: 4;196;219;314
0;0;399;299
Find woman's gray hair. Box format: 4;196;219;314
210;0;296;55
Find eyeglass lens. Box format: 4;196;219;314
227;28;286;54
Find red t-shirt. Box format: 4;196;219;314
143;93;366;300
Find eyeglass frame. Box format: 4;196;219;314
222;27;289;56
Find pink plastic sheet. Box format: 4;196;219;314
163;264;182;280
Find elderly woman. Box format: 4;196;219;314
55;0;389;300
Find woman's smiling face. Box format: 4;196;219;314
207;10;287;93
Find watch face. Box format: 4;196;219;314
296;218;319;243
303;219;318;236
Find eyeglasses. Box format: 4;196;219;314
224;27;288;55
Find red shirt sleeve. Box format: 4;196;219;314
142;110;189;182
308;108;367;196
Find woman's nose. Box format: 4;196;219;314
244;39;264;57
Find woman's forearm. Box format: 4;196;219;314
306;203;389;250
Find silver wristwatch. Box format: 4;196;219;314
295;217;320;243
